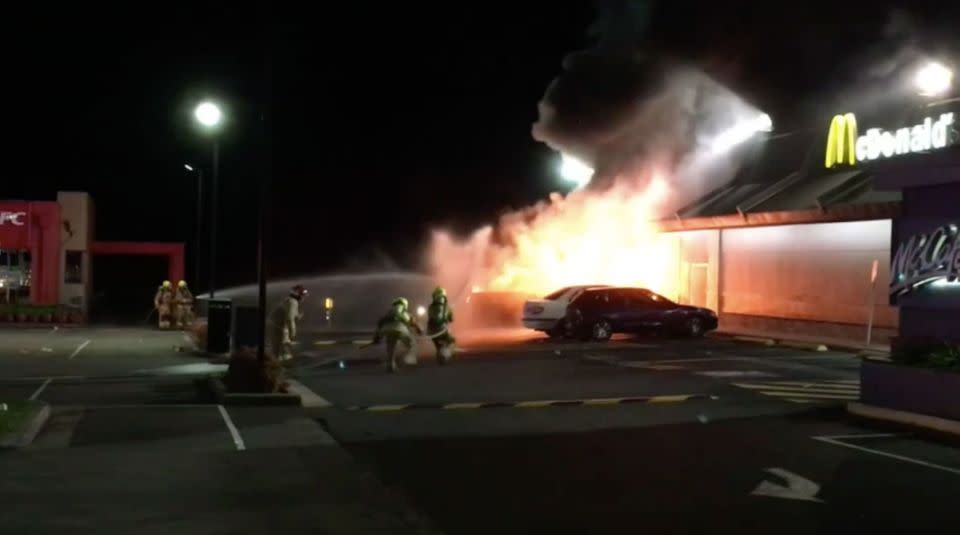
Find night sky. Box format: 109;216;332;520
4;1;959;295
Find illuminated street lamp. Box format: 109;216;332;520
915;61;953;97
193;100;223;298
194;101;223;128
558;153;594;189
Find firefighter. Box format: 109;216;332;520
373;297;422;373
427;286;456;364
153;280;175;329
270;284;307;361
173;280;194;329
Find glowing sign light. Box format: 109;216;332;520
890;223;960;296
825;112;955;168
0;211;26;226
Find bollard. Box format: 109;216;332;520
323;297;334;327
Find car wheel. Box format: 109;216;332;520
546;326;564;338
591;319;613;342
563;309;582;339
686;316;705;337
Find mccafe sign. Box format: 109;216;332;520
890;223;960;296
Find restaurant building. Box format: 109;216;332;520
658;99;959;345
0;191;184;319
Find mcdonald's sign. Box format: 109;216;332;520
825;113;858;168
824;112;955;169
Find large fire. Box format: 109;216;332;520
429;172;681;301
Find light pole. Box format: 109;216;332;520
256;48;273;364
194;101;223;298
183;164;203;290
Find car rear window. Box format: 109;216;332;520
573;290;608;304
543;288;571;300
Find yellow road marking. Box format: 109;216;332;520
582;398;623;406
444;402;484;410
366;404;408;412
648;395;692;403
515;400;557;408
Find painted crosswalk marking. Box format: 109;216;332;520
732;379;859;404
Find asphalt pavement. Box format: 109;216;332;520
293;331;960;534
0;326;435;534
1;326;959;533
0;326;199;379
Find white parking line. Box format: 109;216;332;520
812;435;960;476
28;378;52;400
217;405;246;451
67;339;92;360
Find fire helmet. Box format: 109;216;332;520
162;280;172;288
178;280;188;288
393;297;409;310
432;286;446;301
290;285;308;299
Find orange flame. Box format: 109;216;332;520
430;171;681;301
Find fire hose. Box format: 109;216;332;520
303;325;452;370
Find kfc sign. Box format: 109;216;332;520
0;211;26;226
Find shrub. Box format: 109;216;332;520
928;344;960;371
188;319;208;350
224;348;287;394
892;340;960;372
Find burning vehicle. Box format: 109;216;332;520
461;289;535;329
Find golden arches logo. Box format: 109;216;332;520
825;113;858;168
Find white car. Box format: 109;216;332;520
521;285;610;337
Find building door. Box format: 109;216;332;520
688;263;709;309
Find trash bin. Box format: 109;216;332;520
207;298;233;354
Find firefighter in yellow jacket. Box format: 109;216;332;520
270;284;307;361
373;297;422;373
173;280;195;329
153;280;175;329
427;286;455;364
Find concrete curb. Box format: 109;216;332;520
720;332;887;355
777;340;831;352
286;379;332;408
848;401;960;437
0;402;51;449
197;375;303;406
731;335;777;346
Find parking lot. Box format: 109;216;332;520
2;326;959;533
